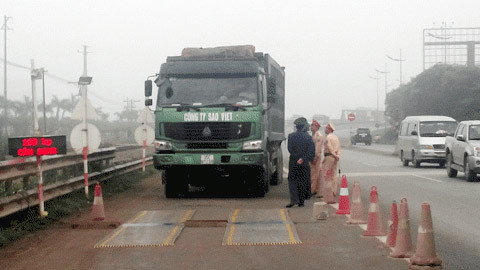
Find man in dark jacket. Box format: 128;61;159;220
286;117;315;207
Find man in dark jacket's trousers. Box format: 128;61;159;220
286;117;315;208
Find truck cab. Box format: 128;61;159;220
445;120;480;181
144;45;285;198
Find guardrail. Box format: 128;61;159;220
0;157;152;218
0;147;153;219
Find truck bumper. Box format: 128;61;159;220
417;150;446;162
153;152;265;170
467;156;480;173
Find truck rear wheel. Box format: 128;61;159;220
400;151;409;167
270;153;284;185
164;168;188;198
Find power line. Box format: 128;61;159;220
123;98;140;111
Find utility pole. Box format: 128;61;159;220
30;60;40;135
387;49;406;85
79;45;91;197
376;65;390;132
123;98;140;111
2;16;12;136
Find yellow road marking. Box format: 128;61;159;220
163;210;194;246
231;209;239;222
164;226;180;246
280;209;287;222
96;211;147;248
226;209;239;245
281;209;296;243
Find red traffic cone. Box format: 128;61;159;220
386;200;399;248
336;175;350;215
322;170;335;204
409;202;442;267
363;186;386;236
390;198;413;258
91;182;105;221
347;181;366;224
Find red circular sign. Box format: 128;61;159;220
348;113;356;122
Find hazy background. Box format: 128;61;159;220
2;0;480;120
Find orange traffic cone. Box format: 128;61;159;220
322;170;335;204
386;200;399;248
363;186;386;236
347;181;366;224
91;182;105;221
390;198;413;258
336;175;350;215
409;202;442;268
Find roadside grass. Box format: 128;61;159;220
0;166;156;247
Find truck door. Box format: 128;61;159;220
453;124;465;163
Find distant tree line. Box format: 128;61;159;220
0;95;142;160
385;64;480;131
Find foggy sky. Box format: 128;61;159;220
2;0;480;120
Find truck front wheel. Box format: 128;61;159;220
164;168;188;198
270;153;284;186
247;167;267;197
464;158;476;182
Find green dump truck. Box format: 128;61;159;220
144;45;285;198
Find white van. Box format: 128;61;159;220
397;116;457;167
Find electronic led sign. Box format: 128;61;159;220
8;135;67;157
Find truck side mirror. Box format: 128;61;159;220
145;80;153;97
456;135;465;141
267;78;276;103
411;131;418;136
145;99;153;107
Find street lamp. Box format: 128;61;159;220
375;66;390;132
387;49;406;85
368;75;380;123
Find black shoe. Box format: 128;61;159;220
285;203;295;208
298;203;305;207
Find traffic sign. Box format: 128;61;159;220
71;96;98;121
348;113;356;122
8;135;67;157
70;123;101;154
134;124;155;146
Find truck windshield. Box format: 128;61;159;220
157;76;258;107
469;125;480;140
419;121;457;137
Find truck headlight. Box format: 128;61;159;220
242;140;262;150
419;145;433;150
474;147;480;157
154;140;172;151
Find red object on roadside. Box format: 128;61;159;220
409;202;442;267
390;198;413;258
386;200;399;248
347;181;366;224
363;186;386;236
91;182;105;221
335;175;350;215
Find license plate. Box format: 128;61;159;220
201;155;214;165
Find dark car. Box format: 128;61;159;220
351;128;372;145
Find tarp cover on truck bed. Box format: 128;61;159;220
181;45;255;59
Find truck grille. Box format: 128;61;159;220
164;122;251;141
433;144;445;150
187;143;227;149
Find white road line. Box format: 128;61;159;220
361;163;379;167
411;174;443;183
347;171;444;177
